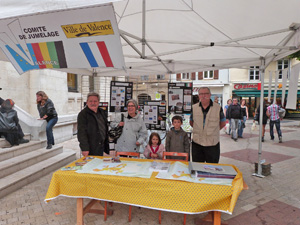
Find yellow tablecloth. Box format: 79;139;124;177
45;157;244;214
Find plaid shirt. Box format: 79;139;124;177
267;104;280;121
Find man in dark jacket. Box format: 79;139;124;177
227;98;242;141
77;92;109;157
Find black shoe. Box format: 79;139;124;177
234;138;238;142
18;138;29;144
46;144;52;149
271;137;274;140
262;137;264;142
238;136;243;138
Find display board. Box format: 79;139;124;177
110;81;133;112
168;83;193;114
143;101;167;130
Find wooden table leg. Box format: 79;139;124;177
77;198;84;225
213;211;221;225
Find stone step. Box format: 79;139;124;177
0;133;31;148
0;148;76;199
0;140;47;162
0;145;63;179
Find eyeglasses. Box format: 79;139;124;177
199;93;210;96
127;105;136;108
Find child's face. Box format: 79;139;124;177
151;136;159;146
172;119;182;129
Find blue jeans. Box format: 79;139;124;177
270;119;282;139
230;119;239;139
238;116;247;137
46;117;58;145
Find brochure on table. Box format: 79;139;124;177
168;82;192;114
156;162;234;186
143;101;167;130
188;162;237;179
110;81;133;112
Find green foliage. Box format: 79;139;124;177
288;50;300;61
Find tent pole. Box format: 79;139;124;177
142;0;146;58
253;58;265;178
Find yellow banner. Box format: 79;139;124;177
61;21;114;38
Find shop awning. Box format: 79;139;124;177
233;90;300;97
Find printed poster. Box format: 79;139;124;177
143;101;167;130
168;83;192;114
110;81;133;112
0;4;125;74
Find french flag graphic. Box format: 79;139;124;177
80;41;114;68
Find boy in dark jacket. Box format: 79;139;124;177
165;115;190;160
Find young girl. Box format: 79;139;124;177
144;132;165;159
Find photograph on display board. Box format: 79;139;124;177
169;89;183;113
168;83;192;114
143;101;166;130
110;81;133;112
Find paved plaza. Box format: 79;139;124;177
1;119;300;225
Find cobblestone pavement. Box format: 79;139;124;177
1;119;300;225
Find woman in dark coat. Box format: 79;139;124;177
36;91;58;149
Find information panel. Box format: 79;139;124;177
110;81;133;112
143;101;167;130
168;83;193;114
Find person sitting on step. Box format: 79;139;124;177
0;98;29;147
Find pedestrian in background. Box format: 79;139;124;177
254;100;268;142
267;100;282;143
227;98;242;141
224;99;232;135
238;99;248;138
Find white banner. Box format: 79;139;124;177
0;4;125;74
273;70;279;104
281;68;288;106
286;64;300;109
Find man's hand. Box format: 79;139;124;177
82;151;89;157
136;141;141;146
118;122;124;126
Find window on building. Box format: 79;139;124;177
141;75;149;81
157;74;165;80
182;73;190;80
138;93;151;106
67;73;78;92
203;71;214;79
249;66;260;81
277;59;289;79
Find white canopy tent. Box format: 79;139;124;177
0;0;300;76
1;0;300;177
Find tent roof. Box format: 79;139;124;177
1;0;300;76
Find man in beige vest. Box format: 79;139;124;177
190;87;226;163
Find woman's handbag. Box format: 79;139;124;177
108;114;124;143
